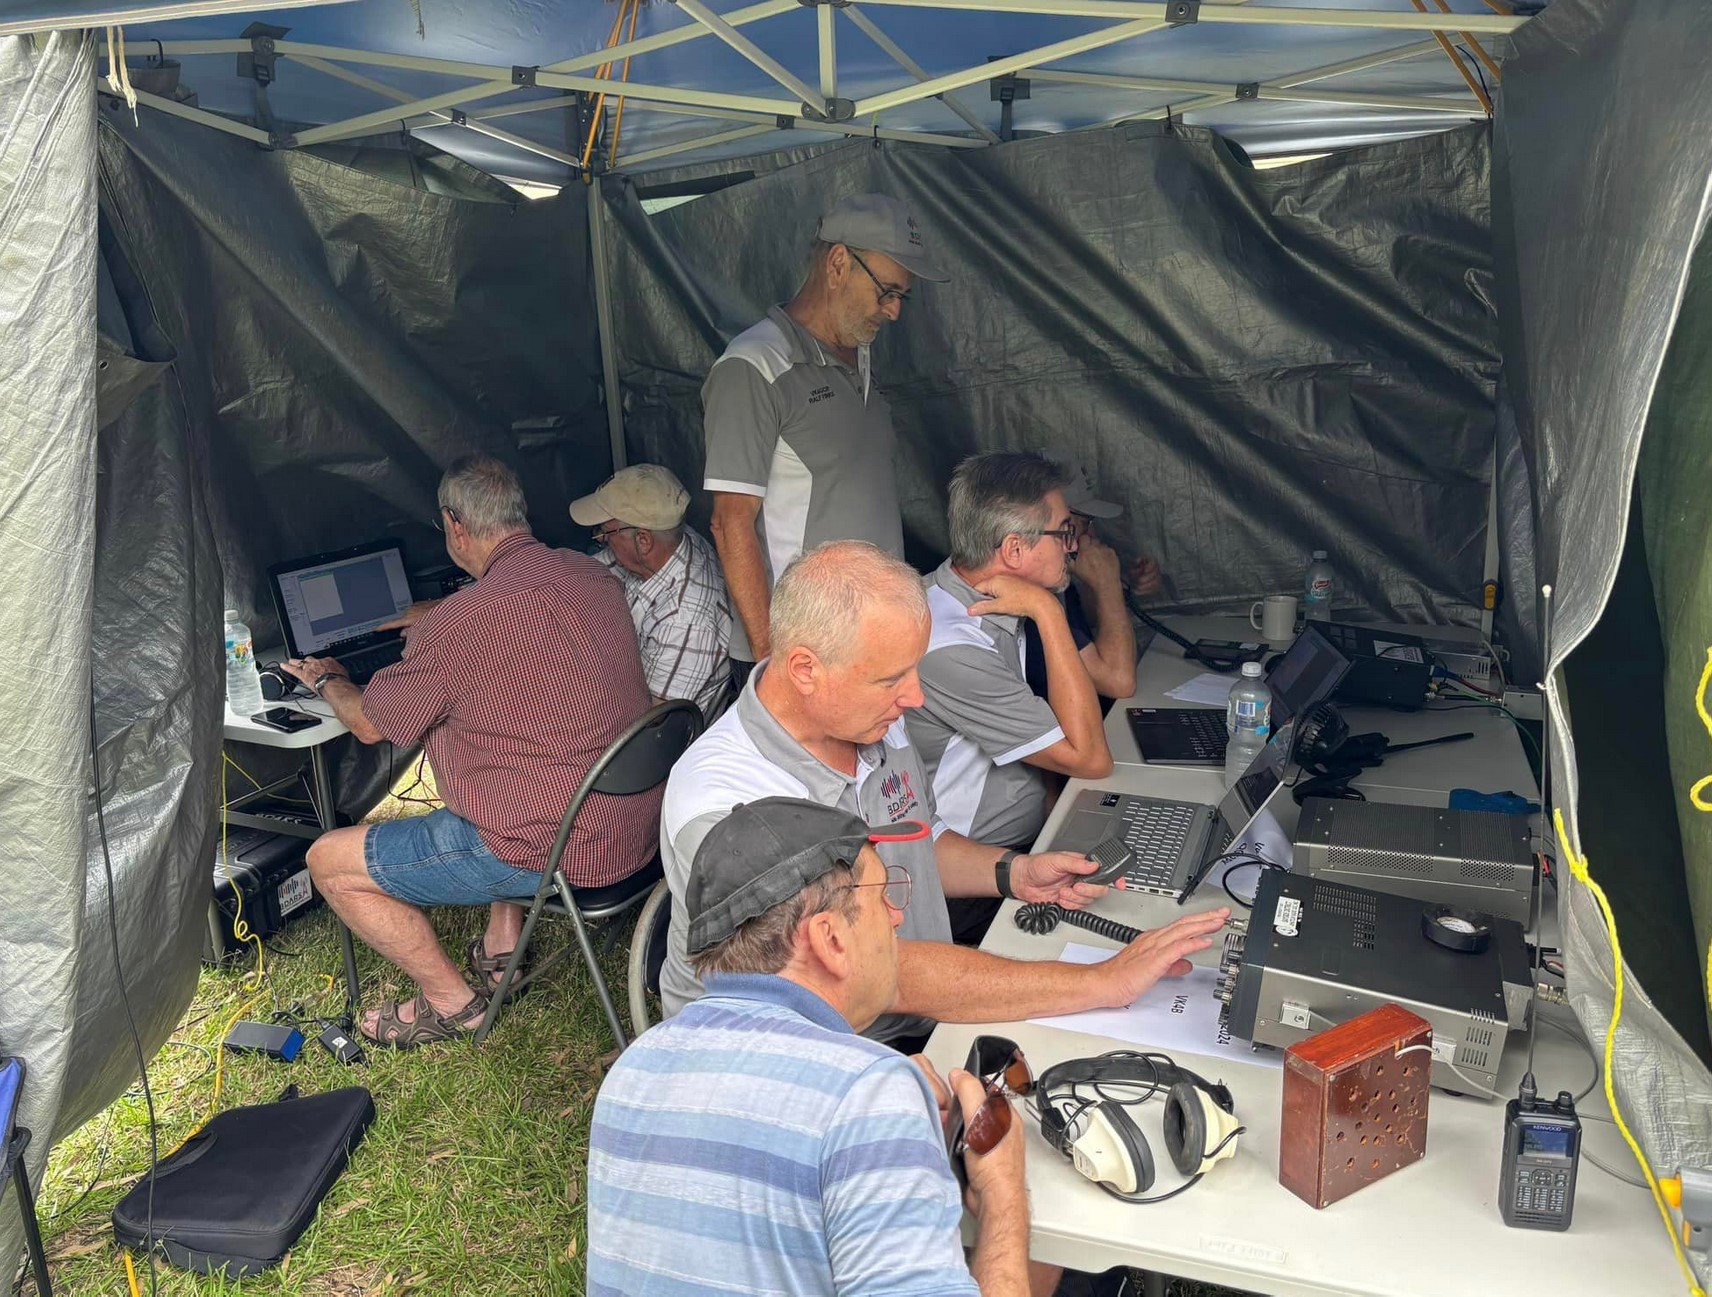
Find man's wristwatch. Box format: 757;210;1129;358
312;671;348;698
994;850;1020;900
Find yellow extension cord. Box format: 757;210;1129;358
1550;646;1712;1295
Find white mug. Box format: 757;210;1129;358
1250;595;1299;642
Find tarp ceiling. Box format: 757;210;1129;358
14;0;1527;182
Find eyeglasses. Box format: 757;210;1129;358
848;249;912;307
954;1035;1035;1158
839;863;912;912
432;505;462;534
592;524;639;545
1024;525;1080;552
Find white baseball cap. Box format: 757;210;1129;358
569;464;690;531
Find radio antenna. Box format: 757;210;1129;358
1522;583;1555;1100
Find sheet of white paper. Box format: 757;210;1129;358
1027;944;1283;1069
1163;673;1238;707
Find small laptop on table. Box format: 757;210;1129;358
1127;622;1351;766
1047;736;1291;900
267;539;414;685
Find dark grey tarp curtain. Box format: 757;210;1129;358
600;121;1502;629
96;105;613;816
1493;0;1712;1218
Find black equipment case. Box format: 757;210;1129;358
113;1086;374;1277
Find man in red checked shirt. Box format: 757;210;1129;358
280;455;658;1049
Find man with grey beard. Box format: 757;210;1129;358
702;193;948;694
907;452;1115;873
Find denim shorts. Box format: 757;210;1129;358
363;808;543;907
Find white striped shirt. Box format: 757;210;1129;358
596;527;732;720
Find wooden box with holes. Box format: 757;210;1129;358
1279;1003;1433;1208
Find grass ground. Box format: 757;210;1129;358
23;775;1248;1297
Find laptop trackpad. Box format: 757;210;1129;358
1049;810;1113;856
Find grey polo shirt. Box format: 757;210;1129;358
658;665;951;1043
701;305;906;660
906;561;1065;848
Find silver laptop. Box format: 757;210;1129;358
1047;736;1290;899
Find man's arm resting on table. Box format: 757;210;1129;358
708;490;772;661
891;905;1226;1024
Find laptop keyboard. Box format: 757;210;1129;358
1114;800;1199;888
334;639;404;685
1175;710;1227;759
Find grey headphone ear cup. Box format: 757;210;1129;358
1163;1080;1208;1177
1100;1101;1155;1194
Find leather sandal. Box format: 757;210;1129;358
361;988;490;1050
466;936;532;1004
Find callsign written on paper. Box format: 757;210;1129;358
1027;944;1283;1070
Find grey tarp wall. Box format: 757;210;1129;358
1494;0;1712;1246
4;63;613;1268
95;105;613;816
601;122;1502;627
1;28;222;1271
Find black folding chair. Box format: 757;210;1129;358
2;1057;52;1297
625;879;674;1035
472;699;703;1049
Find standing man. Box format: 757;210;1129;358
279;455;659;1048
908;452;1114;863
571;463;732;720
588;798;1031;1296
703;193;948;690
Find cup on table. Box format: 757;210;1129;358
1250;595;1299;642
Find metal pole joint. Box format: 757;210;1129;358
797;0;853;7
237;22;289;86
1165;1;1199;26
1234;81;1259;100
803;97;856;122
511;64;539;87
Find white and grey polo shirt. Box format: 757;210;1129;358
658;665;952;1044
906;561;1065;849
701;305;906;660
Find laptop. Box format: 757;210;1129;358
1127;622;1351;766
1046;735;1292;900
267;538;414;685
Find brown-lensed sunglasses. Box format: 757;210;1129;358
954;1035;1035;1158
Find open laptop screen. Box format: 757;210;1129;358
1218;735;1288;842
270;540;412;657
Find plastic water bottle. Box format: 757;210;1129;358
1304;550;1335;622
224;608;264;717
1224;662;1272;788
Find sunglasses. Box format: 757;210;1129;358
949;1035;1034;1172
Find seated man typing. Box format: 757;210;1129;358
588;797;1030;1295
571;463;733;720
657;540;1226;1052
280;455;660;1047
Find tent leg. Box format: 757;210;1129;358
1482;431;1500;640
587;183;627;473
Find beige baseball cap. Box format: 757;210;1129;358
569;464;690;531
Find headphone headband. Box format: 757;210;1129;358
1035;1051;1235;1116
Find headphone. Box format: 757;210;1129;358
1033;1051;1244;1203
256;663;305;702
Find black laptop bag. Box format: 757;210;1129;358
113;1085;375;1277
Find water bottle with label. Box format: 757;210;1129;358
1304;550;1335;622
1224;661;1272;788
224;608;264;717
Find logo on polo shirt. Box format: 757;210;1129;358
880;769;919;822
807;384;835;405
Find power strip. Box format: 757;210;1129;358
1502;687;1543;721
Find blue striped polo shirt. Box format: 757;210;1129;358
587;974;978;1296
